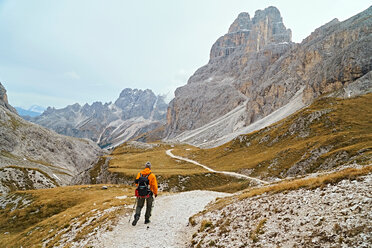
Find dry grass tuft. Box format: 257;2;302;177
199;219;213;232
250;218;267;242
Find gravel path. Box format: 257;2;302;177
166;149;268;184
95;190;229;248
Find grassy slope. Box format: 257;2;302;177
106;143;251;192
0;184;134;248
173;94;372;179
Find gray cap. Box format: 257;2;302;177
145;161;151;169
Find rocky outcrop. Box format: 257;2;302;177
29;88;168;148
165;6;372;146
0;82;17;114
0;92;102;193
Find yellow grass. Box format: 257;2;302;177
0;184;135;248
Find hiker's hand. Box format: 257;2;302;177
155;194;158;198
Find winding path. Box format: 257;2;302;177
166;149;268;184
94;191;229;248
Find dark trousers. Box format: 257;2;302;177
134;195;154;220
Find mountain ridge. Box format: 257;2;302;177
28;88;168;148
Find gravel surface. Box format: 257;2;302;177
92;190;229;248
192;174;372;248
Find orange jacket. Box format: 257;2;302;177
135;168;158;196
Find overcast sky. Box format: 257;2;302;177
0;0;370;109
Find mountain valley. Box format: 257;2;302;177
0;5;371;248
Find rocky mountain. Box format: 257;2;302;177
165;6;372;147
0;84;102;193
28;88;168;148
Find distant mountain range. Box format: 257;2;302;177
0;82;102;193
15;105;46;117
27;88;168;148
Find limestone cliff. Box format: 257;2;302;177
166;6;294;138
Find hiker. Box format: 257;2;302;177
132;161;158;226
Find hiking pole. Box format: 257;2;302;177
128;197;137;223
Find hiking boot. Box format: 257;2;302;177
132;216;139;226
144;219;151;224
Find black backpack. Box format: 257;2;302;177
136;173;151;196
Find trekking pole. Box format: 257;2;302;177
128;197;137;223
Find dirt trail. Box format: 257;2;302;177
95;190;229;248
166;149;268;184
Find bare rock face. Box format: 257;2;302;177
166;6;294;138
210;6;291;59
165;6;372;143
29;88;167;148
0;82;17;114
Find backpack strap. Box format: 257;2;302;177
145;172;151;178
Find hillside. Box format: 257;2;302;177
0;184;134;248
189;166;371;247
172;93;372;180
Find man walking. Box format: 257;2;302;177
132;161;158;226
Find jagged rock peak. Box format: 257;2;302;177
118;88;154;98
228;12;251;33
0;82;18;114
210;6;292;59
252;6;282;24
